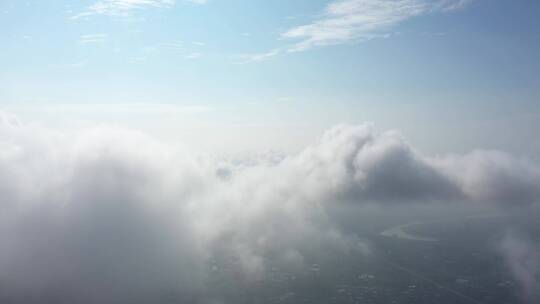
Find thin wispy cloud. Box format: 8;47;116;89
186;0;208;4
235;48;282;64
78;33;108;44
150;40;205;60
185;52;203;59
436;0;474;12
71;0;177;19
161;41;185;52
242;0;474;62
281;0;471;52
283;0;429;52
50;62;88;69
283;0;475;52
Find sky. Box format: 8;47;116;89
1;0;540;155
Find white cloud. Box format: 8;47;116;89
239;0;474;61
50;62;88;69
146;40;205;59
78;33;108;44
436;0;474;12
71;0;177;19
0;111;21;129
185;52;203;59
235;48;282;64
161;41;185;52
282;0;424;52
186;0;208;5
0;111;538;302
245;0;473;56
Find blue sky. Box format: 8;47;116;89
1;0;539;155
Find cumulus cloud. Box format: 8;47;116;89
0;111;538;302
434;151;540;206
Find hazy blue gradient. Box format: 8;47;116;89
1;0;539;155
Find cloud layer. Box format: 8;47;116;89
0;111;539;302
